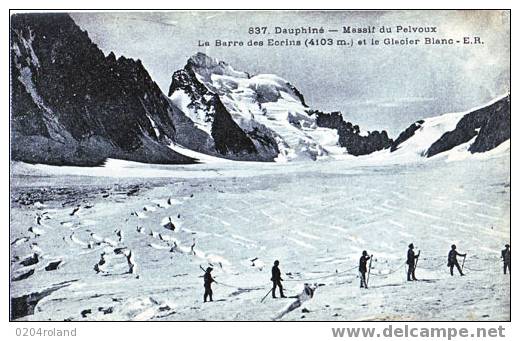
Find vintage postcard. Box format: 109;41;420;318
9;10;510;322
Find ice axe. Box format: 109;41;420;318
366;255;374;287
200;265;216;279
414;250;421;272
260;288;273;303
461;254;467;271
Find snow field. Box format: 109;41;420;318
10;152;510;320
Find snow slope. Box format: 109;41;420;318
389;94;510;161
391;111;467;158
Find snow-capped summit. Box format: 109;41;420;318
169;53;350;161
186;52;250;84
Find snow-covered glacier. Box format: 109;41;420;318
10;145;510;321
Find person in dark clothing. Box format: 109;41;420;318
271;260;286;298
407;243;420;281
501;244;511;274
359;250;372;288
447;244;466;276
203;267;215;302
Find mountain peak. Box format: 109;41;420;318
186;52;250;81
10;12;194;165
187;52;218;68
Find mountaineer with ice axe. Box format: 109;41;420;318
447;244;466;276
200;265;217;302
407;243;420;281
359;250;372;289
260;260;286;302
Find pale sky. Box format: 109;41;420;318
72;10;510;137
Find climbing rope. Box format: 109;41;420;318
463;266;488;272
370;262;407;277
417;261;447;270
286;261;409;282
210;255;502;291
215;281;264;290
462;255;504;272
284;265;359;282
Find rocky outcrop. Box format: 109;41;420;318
426;95;510;157
10;13;194;166
390;120;424;152
469;95;510;153
309;110;393;156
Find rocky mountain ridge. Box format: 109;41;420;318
10;13;511;166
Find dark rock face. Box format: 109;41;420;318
309;110;393;156
468;95;510;153
426;95;510;157
286;83;308;108
210;96;257;155
390;120;425;152
168;67;214;122
10;13;194;165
